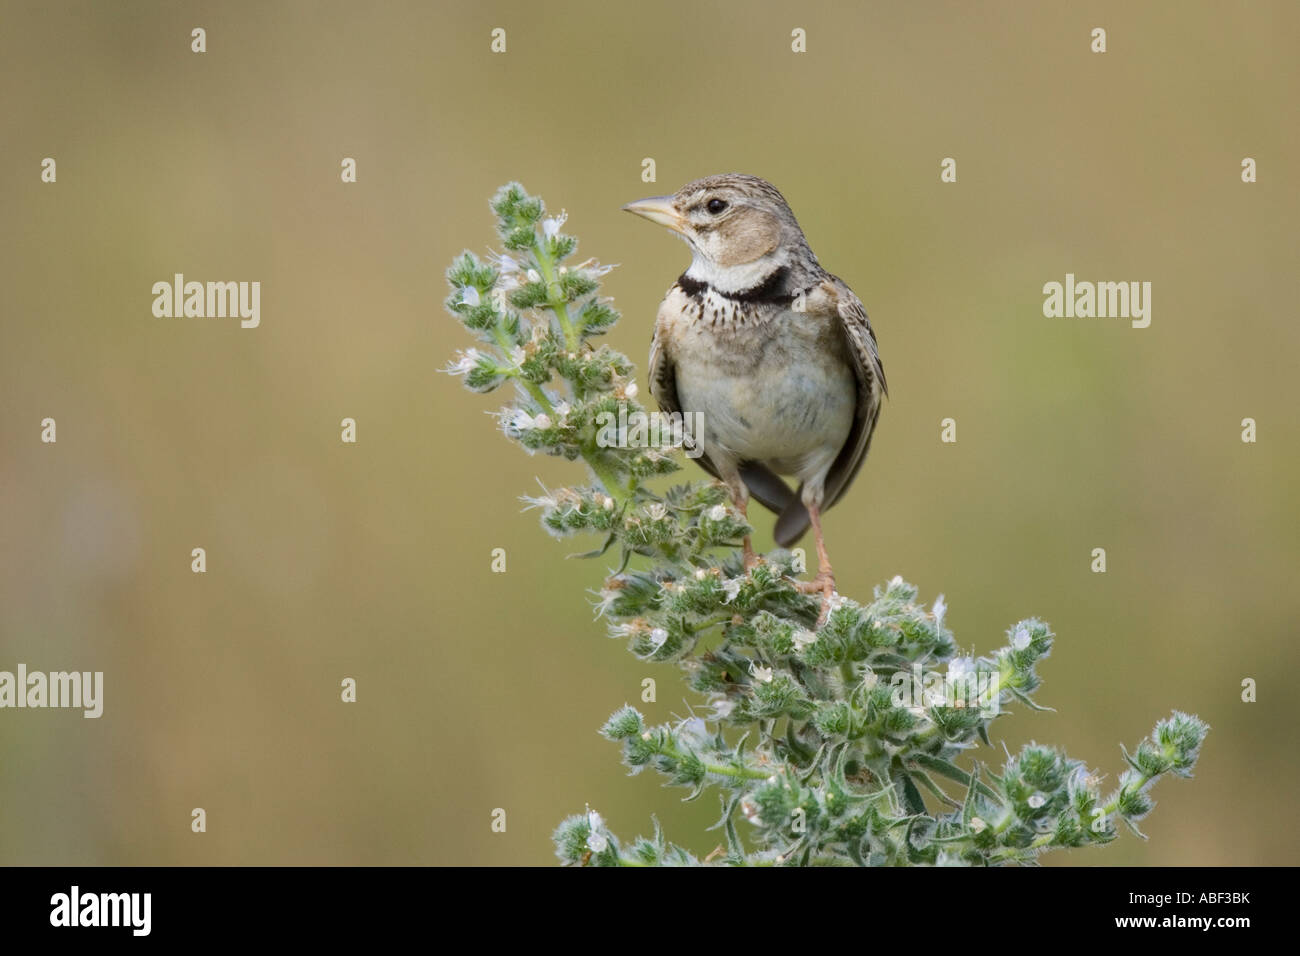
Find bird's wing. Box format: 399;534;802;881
820;274;887;510
648;300;721;483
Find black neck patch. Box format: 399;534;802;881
677;266;794;305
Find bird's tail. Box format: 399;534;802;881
773;494;811;548
737;462;811;547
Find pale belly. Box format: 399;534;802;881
675;329;856;477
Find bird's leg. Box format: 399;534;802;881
811;504;835;599
795;504;836;619
741;519;758;571
737;496;758;571
726;477;758;571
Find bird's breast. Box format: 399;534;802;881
669;303;856;474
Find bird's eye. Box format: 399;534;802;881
706;198;728;215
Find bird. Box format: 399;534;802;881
623;173;886;610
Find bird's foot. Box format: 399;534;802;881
794;570;835;595
794;571;837;625
815;596;835;627
742;537;759;571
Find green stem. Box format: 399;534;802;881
529;234;633;503
985;769;1158;863
533;238;579;351
692;613;734;633
490;324;558;417
840;662;857;688
702;759;770;782
659;742;769;782
523;380;556;415
582;446;632;508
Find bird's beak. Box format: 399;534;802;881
622;196;685;235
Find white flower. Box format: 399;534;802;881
1027;792;1047;809
948;657;975;682
707;504;727;521
677;717;708;745
533;414;551;429
721;577;742;603
509;346;526;367
520;481;570;514
507;409;536;431
521;492;558;512
707;698;735;720
553;400;571;418
460;286;481;307
526;268;541;283
496;254;521;274
750;662;773;684
648;627;668;651
625;382;638;398
646;503;667;521
542;211;568;237
600;495;615;511
1012;625;1031;650
694;568;708;580
792;629;817;651
970;816;987;833
570;257;615;279
585;808;608;851
445;348;480;376
609;621;642;641
889;574;904;590
932;594;947;626
740;798;764;826
1070;766;1102;794
593;589;619;619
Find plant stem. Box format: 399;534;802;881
583;446;631;508
533;238;579;351
489;323;558;417
659;741;770;782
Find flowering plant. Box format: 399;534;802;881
444;183;1208;866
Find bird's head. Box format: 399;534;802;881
623;173;818;293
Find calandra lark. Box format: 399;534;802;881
624;174;887;609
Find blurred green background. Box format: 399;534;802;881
1;0;1296;865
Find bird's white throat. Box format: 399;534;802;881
685;251;786;295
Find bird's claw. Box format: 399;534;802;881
792;571;837;626
794;571;835;595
